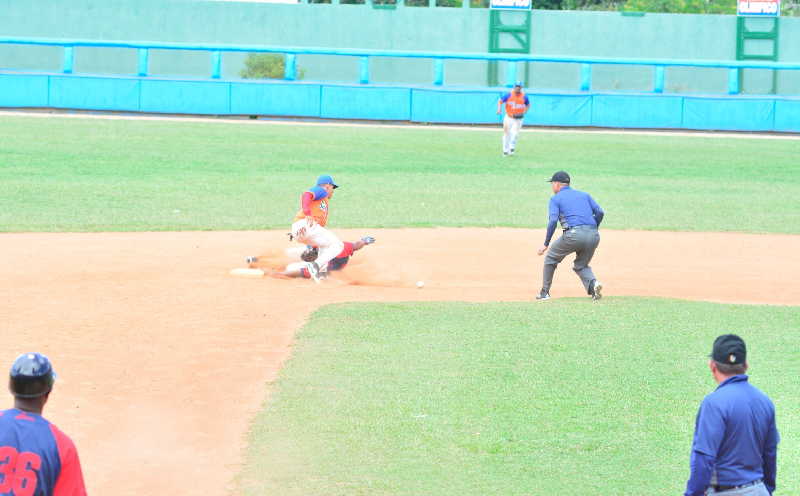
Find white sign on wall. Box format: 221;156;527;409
490;0;532;10
737;0;780;16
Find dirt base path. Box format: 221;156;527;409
2;228;798;495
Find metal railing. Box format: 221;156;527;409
2;37;799;94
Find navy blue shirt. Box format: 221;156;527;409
685;375;779;495
543;186;604;246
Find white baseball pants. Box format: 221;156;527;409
290;219;344;272
502;115;523;154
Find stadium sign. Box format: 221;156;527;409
737;0;780;16
490;0;533;10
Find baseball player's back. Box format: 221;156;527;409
0;408;86;496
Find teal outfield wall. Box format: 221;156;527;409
1;73;798;132
1;1;799;132
0;0;799;94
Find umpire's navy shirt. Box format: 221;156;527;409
544;186;604;245
689;375;779;491
548;186;603;229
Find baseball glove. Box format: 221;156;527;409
301;246;319;262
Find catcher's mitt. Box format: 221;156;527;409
301;246;319;262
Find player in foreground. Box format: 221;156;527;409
1;352;87;496
247;236;375;280
290;175;344;282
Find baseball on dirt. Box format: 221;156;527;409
416;280;425;288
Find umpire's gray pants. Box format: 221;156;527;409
542;225;600;294
706;481;770;495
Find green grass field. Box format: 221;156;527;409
3;115;797;495
238;299;799;495
1;115;798;233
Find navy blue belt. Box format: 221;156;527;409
564;225;596;231
712;479;762;491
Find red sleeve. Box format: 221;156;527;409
50;424;87;496
301;191;314;216
338;242;355;258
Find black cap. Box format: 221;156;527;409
9;352;56;398
711;334;746;365
548;171;570;183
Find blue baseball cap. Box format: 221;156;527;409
514;81;524;87
316;175;339;189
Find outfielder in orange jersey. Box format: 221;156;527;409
290;174;345;282
496;81;530;156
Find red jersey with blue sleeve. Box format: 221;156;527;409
0;409;86;496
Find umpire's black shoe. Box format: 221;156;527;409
535;289;551;301
590;280;603;301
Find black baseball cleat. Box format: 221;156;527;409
245;256;258;266
535;289;551;301
590;280;603;301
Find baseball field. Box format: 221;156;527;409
1;112;798;495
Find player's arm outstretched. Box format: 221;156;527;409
352;236;376;252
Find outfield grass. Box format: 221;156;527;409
1;115;798;233
237;298;799;496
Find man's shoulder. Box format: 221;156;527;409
707;377;774;407
557;187;584;197
742;381;776;406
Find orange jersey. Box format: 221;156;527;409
503;91;529;116
294;187;330;227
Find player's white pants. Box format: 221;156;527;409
290;219;344;272
502;115;523;154
284;261;307;277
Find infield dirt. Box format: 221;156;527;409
2;228;798;495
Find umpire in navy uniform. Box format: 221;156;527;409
684;334;780;496
536;171;604;301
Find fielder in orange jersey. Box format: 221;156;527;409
290;174;344;282
496;81;530;156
